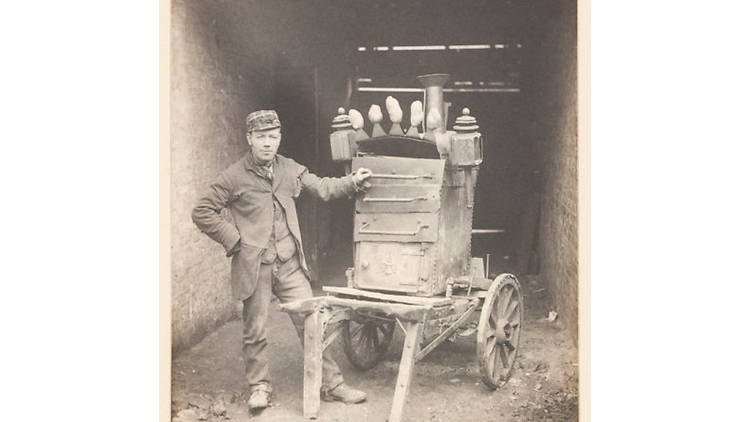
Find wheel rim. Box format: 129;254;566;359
477;274;522;389
343;316;395;370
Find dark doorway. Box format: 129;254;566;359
250;1;574;300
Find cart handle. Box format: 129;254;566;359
362;196;428;203
370;173;434;180
359;221;429;236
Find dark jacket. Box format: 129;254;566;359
192;152;359;301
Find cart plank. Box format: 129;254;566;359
323;286;451;307
280;296;452;321
324;297;436;321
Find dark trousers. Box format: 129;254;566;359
242;254;344;392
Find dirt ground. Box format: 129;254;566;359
171;276;578;422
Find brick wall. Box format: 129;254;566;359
526;0;579;341
170;0;350;353
170;0;276;353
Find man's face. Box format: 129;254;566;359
247;127;281;164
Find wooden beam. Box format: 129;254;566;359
323;286;452;307
471;277;493;291
323;297;439;321
281;296;453;321
415;300;478;362
280;297;327;315
389;319;425;422
303;307;324;419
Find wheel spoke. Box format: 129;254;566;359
485;334;496;347
497;288;512;319
492;302;509;328
486;342;497;376
492;348;502;381
356;324;368;349
365;325;375;349
493;344;508;381
488;312;497;329
363;329;374;360
507;323;519;354
484;338;497;361
504;300;519;320
351;322;365;340
377;323;391;338
497;342;509;369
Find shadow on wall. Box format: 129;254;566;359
170;0;279;353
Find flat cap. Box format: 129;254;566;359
246;109;281;132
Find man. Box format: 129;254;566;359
192;110;371;411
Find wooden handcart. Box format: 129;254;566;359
281;74;523;421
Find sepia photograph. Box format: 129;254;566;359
169;1;582;420
8;2;750;422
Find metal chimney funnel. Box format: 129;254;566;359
417;73;451;132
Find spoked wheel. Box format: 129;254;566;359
476;274;523;389
342;314;396;370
